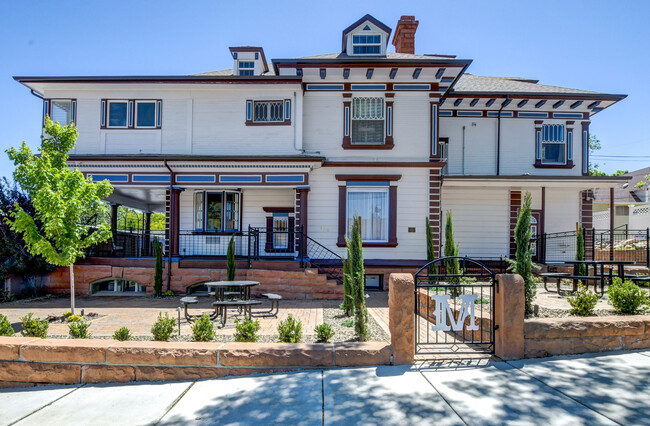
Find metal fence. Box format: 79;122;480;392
84;230;154;258
538;228;650;266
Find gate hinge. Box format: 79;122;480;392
494;324;500;330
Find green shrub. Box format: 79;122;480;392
164;290;174;297
314;323;335;343
0;314;15;336
62;311;72;319
608;278;649;314
342;319;354;328
67;314;83;322
191;314;215;342
567;285;599;316
112;327;132;341
278;314;303;343
68;320;91;339
20;313;48;338
234;317;261;342
151;312;176;341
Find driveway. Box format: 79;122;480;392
2;350;648;425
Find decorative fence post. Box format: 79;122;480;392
388;273;415;364
494;274;525;360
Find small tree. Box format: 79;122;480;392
511;192;535;314
227;235;236;281
6;119;113;314
425;217;438;275
341;258;354;316
153;239;163;297
576;226;586;277
347;216;369;341
444;211;460;283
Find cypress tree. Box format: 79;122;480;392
227;235;236;281
444;211;460;285
513;192;535;314
426;217;438;276
153;239;163;297
347;217;369;341
341;258;354;316
576;226;586;276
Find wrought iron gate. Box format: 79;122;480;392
414;257;496;355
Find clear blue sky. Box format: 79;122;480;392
1;0;648;177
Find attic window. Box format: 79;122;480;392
352;34;381;54
238;61;255;76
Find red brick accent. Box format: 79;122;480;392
429;169;441;254
581;190;594;260
391;16;419;54
509;191;522;257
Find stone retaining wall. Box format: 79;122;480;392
0;337;391;387
524;316;650;358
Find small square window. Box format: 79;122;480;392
239;61;255;76
108;101;128;128
50;100;74;125
136;101;156;128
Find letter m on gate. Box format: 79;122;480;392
429;294;479;332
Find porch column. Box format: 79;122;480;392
296;187;309;235
109;203;120;236
143;212;152;256
170;187;183;256
609;187;615;261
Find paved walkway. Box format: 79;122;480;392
2;350;648;425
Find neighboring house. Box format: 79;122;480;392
14;14;629;295
593;167;650;230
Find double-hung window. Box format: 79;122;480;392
541;124;566;164
346;186;389;243
352;97;384;144
194;191;241;232
254;101;283;123
102;99;162;129
238;61;255;76
352;34;381;54
107;100;129;128
49;100;75;125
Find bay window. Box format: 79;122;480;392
194;191;241;232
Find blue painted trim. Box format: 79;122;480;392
394;84;430;90
320;69;326;79
553;113;583;119
156;100;162;126
469;99;478;107
43;100;49;118
536;131;541;159
387;106;392;136
71;100;77;123
553;100;565;109
487;111;514;117
438;110;452;116
285;100;291;120
454;99;462;107
132;175;171;183
101;101;105;126
567;131;573;161
176;175;216;183
246;101;252;120
518;112;548;118
441;77;454;83
273;212;289;217
486;99;495;107
90;174;128;183
366;69;373;79
265;175;305;183
457;111;482;117
570;101;583;109
438;87;448;92
219;175;262;183
535;100;546;108
305;84;345;91
389;69;397;79
432;104;438;156
412;69;421;79
583;131;588;174
502;99;512;107
128;101;134;127
517;100;528;108
436;69;445;79
350;84;386;90
344;106;350;136
588;101;600;109
439;99;446;106
347;181;390;187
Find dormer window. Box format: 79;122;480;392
352;34;381;54
238;61;255;76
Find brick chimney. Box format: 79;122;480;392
392;16;419;54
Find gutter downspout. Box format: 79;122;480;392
496;95;509;176
164;160;174;291
30;89;44;100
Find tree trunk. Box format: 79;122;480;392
69;264;75;315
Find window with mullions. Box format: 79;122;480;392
346;186;389;243
541;124;566;164
254;101;284;122
103;99;161;129
352;34;381;54
352;97;384;144
238;61;255;76
194;191;241;232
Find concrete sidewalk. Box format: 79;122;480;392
2;350;648;425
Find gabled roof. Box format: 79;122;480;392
593;167;649;204
341;14;392;52
228;46;269;73
452;73;626;100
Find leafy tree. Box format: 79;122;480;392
5;119;113;314
510;192;535;314
588;134;602;176
444;211;460;284
153;239;163;297
425;217;438;275
227;235;236;281
346;217;368;341
0;178;55;294
150;213;165;231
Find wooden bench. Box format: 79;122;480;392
213;300;262;326
251;293;282;318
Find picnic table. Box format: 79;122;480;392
563;260;636;295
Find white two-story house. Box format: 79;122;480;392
14;14;628;296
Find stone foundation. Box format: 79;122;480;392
525;316;650;358
0;337;391;387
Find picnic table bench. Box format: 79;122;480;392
213;300;262;326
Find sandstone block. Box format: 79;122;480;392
389;273;414;364
21;339;115;363
525;316;645;340
495;274;525;360
334;342;392;366
0;337;38;360
525;335;623;358
622;334;650;350
82;365;135;383
134;366;224;381
107;341;221;366
0;361;81;384
219;343;334;367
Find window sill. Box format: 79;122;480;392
341;142;394;150
245;120;291;126
190;231;242;235
337;242;398;248
533;160;575;169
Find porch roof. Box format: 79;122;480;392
442;175;630;189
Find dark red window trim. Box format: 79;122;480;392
342;94;394;150
245;99;291;126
